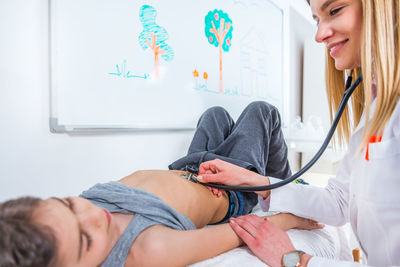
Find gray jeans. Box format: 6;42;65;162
169;101;291;179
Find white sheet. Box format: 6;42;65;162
190;206;353;266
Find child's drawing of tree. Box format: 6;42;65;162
205;9;233;93
138;5;174;79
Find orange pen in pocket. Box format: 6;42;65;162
365;135;382;161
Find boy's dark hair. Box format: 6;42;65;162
0;197;57;267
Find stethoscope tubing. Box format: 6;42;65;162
201;73;363;192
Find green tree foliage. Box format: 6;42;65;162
138;5;174;63
205;9;233;52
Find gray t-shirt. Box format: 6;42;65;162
80;181;196;267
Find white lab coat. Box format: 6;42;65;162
263;98;400;266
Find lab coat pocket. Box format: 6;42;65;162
359;137;400;204
368;137;400;159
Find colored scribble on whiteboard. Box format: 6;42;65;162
138;5;174;79
109;59;149;79
192;68;239;96
204;9;233;93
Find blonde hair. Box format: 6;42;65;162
325;0;400;150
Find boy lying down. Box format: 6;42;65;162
0;102;322;267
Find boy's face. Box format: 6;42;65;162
34;197;119;267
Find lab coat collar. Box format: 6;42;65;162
353;96;400;140
353;99;376;135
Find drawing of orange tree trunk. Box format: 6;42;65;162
139;5;174;79
205;10;233;93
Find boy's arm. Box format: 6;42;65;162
130;223;242;267
129;213;322;266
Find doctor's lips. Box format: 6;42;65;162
327;39;349;57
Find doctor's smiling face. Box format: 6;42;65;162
310;0;363;70
33;197;120;267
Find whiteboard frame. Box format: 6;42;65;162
49;0;290;133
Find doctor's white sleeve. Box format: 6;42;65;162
308;257;400;267
260;151;353;226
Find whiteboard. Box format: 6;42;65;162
50;0;286;131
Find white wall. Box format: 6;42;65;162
285;1;317;170
0;0;315;201
288;6;315;126
290;0;313;24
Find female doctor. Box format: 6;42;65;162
197;0;400;266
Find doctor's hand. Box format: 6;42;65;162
197;159;270;198
229;215;312;267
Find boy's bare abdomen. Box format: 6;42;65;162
118;170;228;227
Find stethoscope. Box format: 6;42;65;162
199;73;363;192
